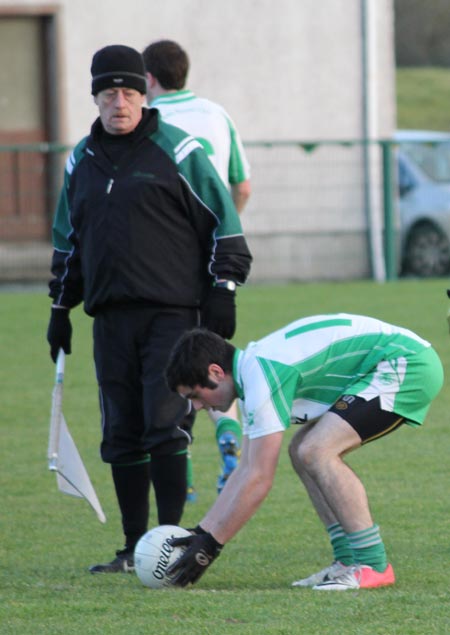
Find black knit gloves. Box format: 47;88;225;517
167;526;223;587
201;287;236;339
47;307;72;362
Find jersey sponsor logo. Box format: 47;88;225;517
377;371;396;385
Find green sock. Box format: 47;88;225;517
347;524;388;572
327;523;355;565
215;417;242;444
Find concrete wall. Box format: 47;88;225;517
243;140;386;282
0;0;395;144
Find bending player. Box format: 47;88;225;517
163;313;443;589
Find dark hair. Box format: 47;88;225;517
142;39;189;90
165;328;235;392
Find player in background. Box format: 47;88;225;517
164;314;443;590
143;39;251;499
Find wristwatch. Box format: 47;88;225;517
214;280;237;292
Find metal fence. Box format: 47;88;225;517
0;139;403;284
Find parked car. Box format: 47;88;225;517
396;129;450;277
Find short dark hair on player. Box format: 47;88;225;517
165;328;235;392
142;39;189;90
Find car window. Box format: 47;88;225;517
399;142;450;182
397;156;416;197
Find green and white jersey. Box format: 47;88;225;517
233;313;443;439
151;90;250;187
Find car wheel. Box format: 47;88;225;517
403;222;450;277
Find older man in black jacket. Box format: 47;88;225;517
46;44;252;573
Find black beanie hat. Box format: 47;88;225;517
91;45;147;95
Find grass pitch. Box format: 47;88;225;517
1;279;449;635
396;66;450;131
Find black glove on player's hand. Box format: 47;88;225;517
47;308;72;363
167;528;223;587
201;287;236;339
447;289;450;298
185;525;205;535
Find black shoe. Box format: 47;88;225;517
89;549;134;574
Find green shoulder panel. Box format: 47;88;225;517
52;138;87;251
151;119;244;238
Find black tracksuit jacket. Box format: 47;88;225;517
49;108;252;315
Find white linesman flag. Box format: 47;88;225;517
47;350;106;523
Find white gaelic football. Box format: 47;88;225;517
134;524;191;589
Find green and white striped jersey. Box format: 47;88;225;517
232;313;443;439
151;90;250;187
